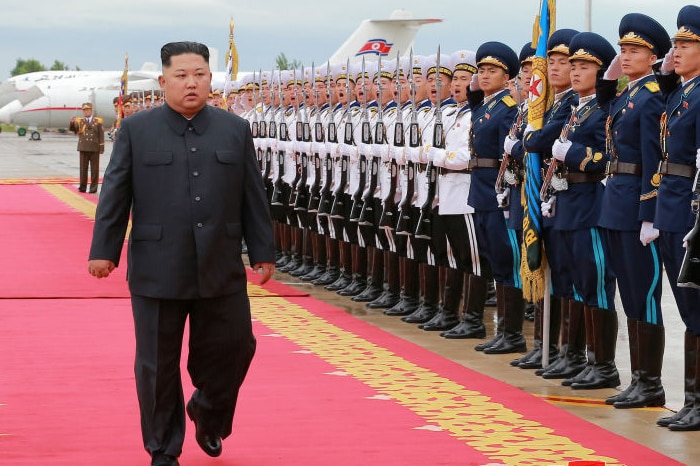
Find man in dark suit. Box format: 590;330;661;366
88;41;275;466
69;102;104;193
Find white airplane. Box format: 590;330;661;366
0;10;440;139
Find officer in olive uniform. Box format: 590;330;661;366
69;102;104;193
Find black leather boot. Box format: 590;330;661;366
402;264;438;324
669;335;700;431
484;285;527;354
475;282;505;351
338;245;367;296
384;258;420;316
606;318;639;405
614;321;665;409
313;265;340;286
541;299;587;379
368;252;400;309
517;297;561;369
659;331;696;427
352;247;383;302
562;304;596;386
570;307;620;389
484;279;497;307
441;273;487;339
420;267;462;331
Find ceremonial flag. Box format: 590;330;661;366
356;39;393;56
222;18;239;110
116;53;128;128
521;0;555;301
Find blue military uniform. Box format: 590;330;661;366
654;4;700;432
521;29;583;378
598;12;670;410
548;32;619;391
468;41;525;355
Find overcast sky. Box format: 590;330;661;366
0;0;690;80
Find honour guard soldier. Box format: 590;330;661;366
413;52;465;332
524;29;582;378
400;54;450;326
546;32;619;389
597;12;670;409
366;59;401;309
325;63;360;292
69;102;105;193
654;4;700;431
467;42;526;355
383;56;423;317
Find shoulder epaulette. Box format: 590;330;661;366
644;81;660;93
502;95;517;107
94;117;103;124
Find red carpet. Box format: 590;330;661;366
0;184;684;465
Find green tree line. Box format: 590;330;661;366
11;59;81;77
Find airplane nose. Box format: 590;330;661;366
0;99;22;124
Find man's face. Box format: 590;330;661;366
673;40;700;80
158;52;212;118
82;107;93;118
548;52;572;92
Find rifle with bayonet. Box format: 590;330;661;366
318;63;336;216
330;59;354;219
540;105;576;208
396;49;419;236
350;57;372;222
307;63;324;213
359;54;385;226
495;77;525;207
678;170;700;288
415;47;443;240
380;51;402;229
271;70;288;206
250;71;264;170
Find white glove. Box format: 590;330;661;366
684;229;693;248
523;124;535;139
639;221;660;246
503;136;518;155
470;74;480;92
325;141;337;157
380;145;392;163
271;139;279;154
311;141;324;155
552;139;572;162
338;142;356;158
696;148;700;169
369;144;383;159
426;146;445;164
661;48;675;74
603;55;623;81
541;196;556;218
405;146;421;163
496;187;510;207
390;145;405;163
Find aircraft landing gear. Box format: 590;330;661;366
31;131;41;141
17;127;26;137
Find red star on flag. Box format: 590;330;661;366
529;76;542;99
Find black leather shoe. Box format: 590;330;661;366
186;400;222;457
351;284;382;302
151;454;179;466
337;279;366;296
418;308;459;331
401;302;438;324
325;273;352;291
78;187;87;193
312;267;340;286
367;291;400;309
440;321;486;339
383;297;420;316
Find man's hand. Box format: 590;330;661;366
661;48;675;74
253;262;275;285
603;55;623;81
88;259;115;278
639;221;659;246
552;139;572;162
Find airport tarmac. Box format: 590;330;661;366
0;130;697;464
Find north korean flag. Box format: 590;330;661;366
356;39;393;56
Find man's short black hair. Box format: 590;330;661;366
161;41;210;68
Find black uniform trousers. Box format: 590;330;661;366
131;290;256;458
659;231;700;333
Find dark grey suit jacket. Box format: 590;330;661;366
89;104;275;299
